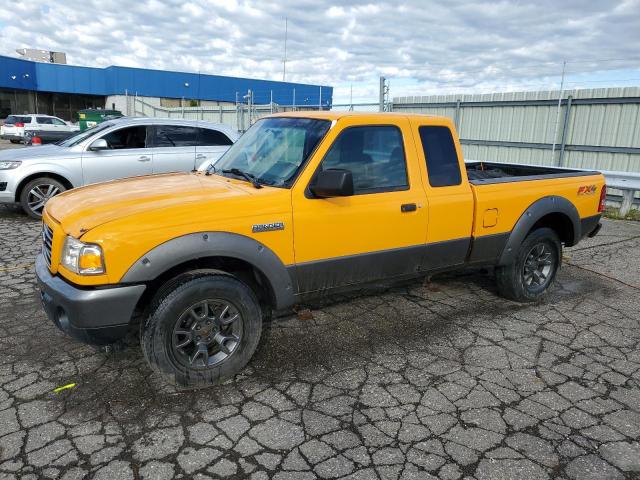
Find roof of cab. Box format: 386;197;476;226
267;110;448;122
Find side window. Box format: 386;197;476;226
319;126;408;194
153;125;199;147
36;117;53;124
51;118;67;126
197;128;233;146
100;126;148;150
419;126;462;187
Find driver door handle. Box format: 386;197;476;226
401;203;417;213
138;155;151;162
196;154;207;160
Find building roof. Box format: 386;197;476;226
0;55;332;107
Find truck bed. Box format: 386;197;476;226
466;161;598;185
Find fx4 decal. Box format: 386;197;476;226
577;185;597;195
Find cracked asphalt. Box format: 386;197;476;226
1;205;639;480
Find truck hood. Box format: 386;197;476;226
0;144;75;161
45;173;257;237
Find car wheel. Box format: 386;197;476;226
10;139;21;144
141;271;263;387
19;177;66;219
496;227;561;302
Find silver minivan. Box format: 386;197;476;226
0;117;238;218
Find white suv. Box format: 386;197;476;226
1;114;79;144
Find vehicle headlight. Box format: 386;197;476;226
0;161;21;170
61;236;105;275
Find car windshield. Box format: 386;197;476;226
213;117;331;187
56;121;115;147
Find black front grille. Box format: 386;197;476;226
42;223;53;267
0;182;6;192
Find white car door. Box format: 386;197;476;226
194;127;235;169
81;125;153;185
149;124;197;174
35;117;56;134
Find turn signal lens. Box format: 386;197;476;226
598;185;607;213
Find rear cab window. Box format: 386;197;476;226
418;126;462;187
318;125;408;194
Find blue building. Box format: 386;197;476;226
0;55;333;120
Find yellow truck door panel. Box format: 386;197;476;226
410;119;474;269
291;118;428;292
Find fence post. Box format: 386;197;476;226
558;95;573;167
454;99;461;131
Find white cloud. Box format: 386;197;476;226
0;0;638;103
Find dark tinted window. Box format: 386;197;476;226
5;115;31;124
153;125;198;147
36;117;53;124
101;126;148;149
419;126;462;187
320;126;408;194
197;128;233;146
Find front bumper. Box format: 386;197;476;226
35;254;146;345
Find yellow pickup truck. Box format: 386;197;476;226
37;112;605;386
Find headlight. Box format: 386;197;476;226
61;236;105;275
0;161;21;170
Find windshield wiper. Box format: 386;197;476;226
222;168;263;189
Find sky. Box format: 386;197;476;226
1;0;639;104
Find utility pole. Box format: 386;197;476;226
349;84;353;111
551;60;567;164
379;76;390;112
282;17;288;82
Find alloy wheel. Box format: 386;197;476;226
522;243;555;289
27;184;60;215
172;299;243;369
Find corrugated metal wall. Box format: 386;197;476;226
393;87;640;174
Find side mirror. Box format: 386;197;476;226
88;138;109;151
310;169;354;198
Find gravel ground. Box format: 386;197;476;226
0;207;639;480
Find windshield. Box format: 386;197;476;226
56;121;115;147
213;117;331;187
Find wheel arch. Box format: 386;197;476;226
15;172;74;202
497;196;580;266
122;232;296;312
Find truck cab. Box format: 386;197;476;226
36;112;605;386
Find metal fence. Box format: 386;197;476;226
132;94;322;132
393;87;640;175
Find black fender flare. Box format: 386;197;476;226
121;232;296;310
497;196;580;266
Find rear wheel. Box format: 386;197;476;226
496;227;561;302
141;272;262;387
19;177;66;219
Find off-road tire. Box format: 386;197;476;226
496;227;561;302
141;271;262;387
19;177;66;219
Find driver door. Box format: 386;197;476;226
291;118;429;293
81;125;153;185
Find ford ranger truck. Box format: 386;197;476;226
36;112;605;386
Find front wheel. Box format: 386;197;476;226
19;177;66;219
496;227;561;302
141;272;263;387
